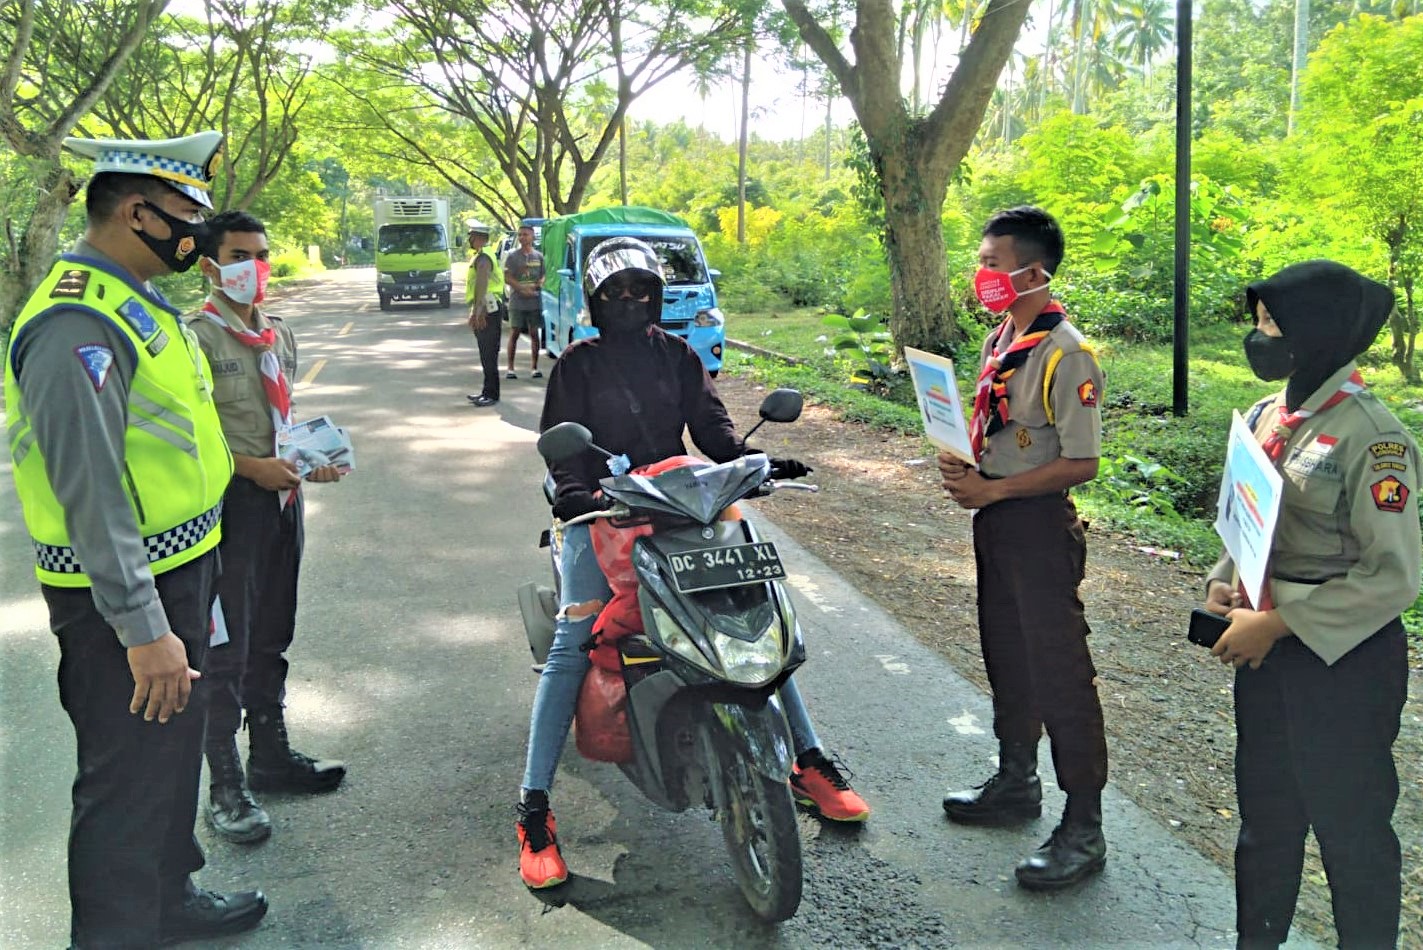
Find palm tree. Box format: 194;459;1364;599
1113;0;1173;89
1066;0;1122;112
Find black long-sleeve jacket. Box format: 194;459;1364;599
539;327;742;505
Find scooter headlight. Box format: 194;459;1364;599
709;622;784;686
650;606;716;675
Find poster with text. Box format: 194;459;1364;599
1213;410;1283;608
904;346;974;463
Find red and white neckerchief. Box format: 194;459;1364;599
968;301;1067;461
200;299;296;508
1259;369;1366;463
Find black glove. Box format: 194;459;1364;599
552;491;607;521
768;457;812;480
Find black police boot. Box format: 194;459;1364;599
247;706;347;794
1014;791;1107;890
160;878;268;945
205;735;272;844
943;740;1042;824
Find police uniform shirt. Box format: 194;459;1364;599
978;319;1105;479
1209;360;1422;665
9;238;196;646
188;296;297;459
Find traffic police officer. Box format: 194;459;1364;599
3;133;268;946
1204;260;1418;948
3;133;267;950
937;206;1109;890
188;211;347;846
464;219;505;406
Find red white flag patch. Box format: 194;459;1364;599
1077;380;1098;407
1371;476;1409;513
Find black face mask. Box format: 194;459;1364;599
596;298;653;338
135;201;208;274
1243;329;1295;381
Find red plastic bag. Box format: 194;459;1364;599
574;665;633;763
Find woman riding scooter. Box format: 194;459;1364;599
516;237;870;889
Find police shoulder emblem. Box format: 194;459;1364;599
50;269;90;300
116;297;160;340
74;344;115;392
1371;476;1409;513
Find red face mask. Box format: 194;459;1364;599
973;265;1048;313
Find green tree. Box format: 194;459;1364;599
1293;14;1423;380
782;0;1033;352
0;0;168;329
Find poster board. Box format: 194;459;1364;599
904;346;975;463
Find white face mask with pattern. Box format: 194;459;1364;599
213;258;270;305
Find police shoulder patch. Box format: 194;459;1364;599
74;344;115;392
1371;476;1409;513
50;269;90;300
1077;379;1098;407
1369;441;1407;460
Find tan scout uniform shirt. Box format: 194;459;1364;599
1209;361;1422;665
187;296;297;459
978;319;1104;479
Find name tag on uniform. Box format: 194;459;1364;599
210;358;243;377
1284;436;1342;480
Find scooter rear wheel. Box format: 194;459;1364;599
717;739;803;922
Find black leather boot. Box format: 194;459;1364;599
1015;791;1107;890
247;706;346;794
160;878;268;945
943;740;1042;824
205;736;272;844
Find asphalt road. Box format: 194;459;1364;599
0;267;1311;948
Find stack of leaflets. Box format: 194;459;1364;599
277;416;355;476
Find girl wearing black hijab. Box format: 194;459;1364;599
1203;260;1419;948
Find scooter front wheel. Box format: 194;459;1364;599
717;738;803;922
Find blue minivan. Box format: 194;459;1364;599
540;207;726;375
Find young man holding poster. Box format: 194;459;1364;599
936;206;1108;891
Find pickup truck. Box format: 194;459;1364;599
540;207;726;375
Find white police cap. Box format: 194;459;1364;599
62;131;224;210
465;219;492;235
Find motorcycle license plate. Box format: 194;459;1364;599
668;541;785;593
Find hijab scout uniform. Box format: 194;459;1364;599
1208;261;1418;948
973;311;1108;796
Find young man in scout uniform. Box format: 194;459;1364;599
188;211;347;846
936;205;1109;890
464;220;505;407
3;133;268;947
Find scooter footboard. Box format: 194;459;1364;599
711;694;794;782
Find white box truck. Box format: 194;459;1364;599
373;196;453;310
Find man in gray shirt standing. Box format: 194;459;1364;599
503;223;544;378
2;133;268;947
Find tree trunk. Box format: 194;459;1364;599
1;161;79;333
1287;0;1310;136
618;116;629;206
879;148;954;353
737;40;751;244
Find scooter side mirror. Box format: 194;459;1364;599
758;388;803;424
537;422;594;464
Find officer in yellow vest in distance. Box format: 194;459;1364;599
465;219;507;407
2;132;269;946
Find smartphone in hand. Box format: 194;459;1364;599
1187;608;1231;649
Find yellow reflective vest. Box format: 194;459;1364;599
465;245;504;307
4;256;233;587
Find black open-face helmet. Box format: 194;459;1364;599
584;237;665;329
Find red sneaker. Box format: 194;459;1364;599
790;750;870;823
516;799;569;888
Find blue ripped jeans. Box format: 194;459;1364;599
521;521;822;792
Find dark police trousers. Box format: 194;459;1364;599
472;303;505;401
206;475;304;739
44;549;217;949
973;492;1108;794
1234;620;1406;949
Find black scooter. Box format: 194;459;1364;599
518;389;814;922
